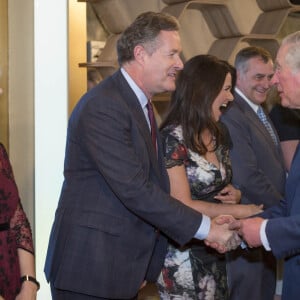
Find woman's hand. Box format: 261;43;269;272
242;204;264;218
16;281;37;300
214;184;241;204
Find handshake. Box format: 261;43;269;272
204;215;243;253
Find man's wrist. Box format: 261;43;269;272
194;214;210;240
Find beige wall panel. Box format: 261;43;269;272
8;0;34;229
179;8;216;60
0;0;8;148
91;0;166;34
69;0;87;113
227;0;262;35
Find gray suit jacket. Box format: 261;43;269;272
44;70;202;298
221;92;286;300
221;92;286;208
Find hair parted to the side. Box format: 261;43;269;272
160;54;235;155
116;11;180;66
234;46;273;74
281;31;300;73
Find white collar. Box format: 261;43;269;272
235;87;260;113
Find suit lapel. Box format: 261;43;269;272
235;94;280;153
112;71;164;180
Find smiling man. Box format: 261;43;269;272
229;31;300;300
44;11;241;300
221;46;286;300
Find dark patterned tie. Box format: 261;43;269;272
146;100;157;153
257;106;278;145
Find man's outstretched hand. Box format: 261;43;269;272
204;215;242;253
229;217;264;248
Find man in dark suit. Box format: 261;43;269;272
232;31;300;300
221;46;286;300
44;12;240;300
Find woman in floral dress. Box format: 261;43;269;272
0;143;38;300
157;55;262;299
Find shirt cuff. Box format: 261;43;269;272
194;214;211;240
260;219;271;251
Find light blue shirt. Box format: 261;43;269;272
120;68;211;240
195;215;211;239
121;68;150;129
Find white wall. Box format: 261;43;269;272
8;0;34;239
34;1;68;298
9;1;82;298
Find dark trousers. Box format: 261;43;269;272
51;284;138;300
227;247;276;300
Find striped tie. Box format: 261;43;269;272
257;106;278;145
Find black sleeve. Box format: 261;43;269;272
269;104;300;141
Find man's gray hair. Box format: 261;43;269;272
234;46;273;74
116;11;180;66
281;31;300;73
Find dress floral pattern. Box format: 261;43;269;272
0;143;34;300
157;124;232;300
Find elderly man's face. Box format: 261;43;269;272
272;44;300;109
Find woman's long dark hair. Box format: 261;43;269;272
160;54;235;154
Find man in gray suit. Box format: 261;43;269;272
231;30;300;300
44;12;240;300
221;46;286;300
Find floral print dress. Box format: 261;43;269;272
157;124;232;300
0;143;34;300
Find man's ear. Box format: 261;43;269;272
236;70;242;85
134;45;146;65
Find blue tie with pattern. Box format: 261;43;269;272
257;106;278;145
